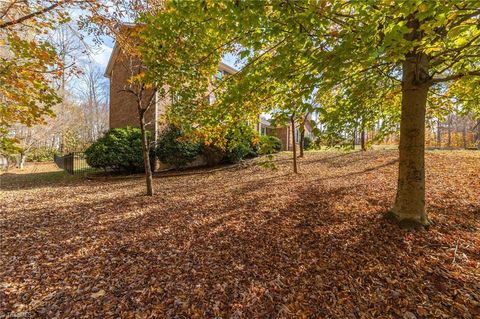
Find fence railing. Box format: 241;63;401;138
54;152;93;174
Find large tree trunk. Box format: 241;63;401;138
390;54;430;227
462;118;467;149
291;115;298;173
139;113;154;196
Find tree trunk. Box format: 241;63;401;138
139;113;154;196
447;115;452;148
436;119;441;148
299;123;305;158
17;152;26;169
476;120;480;149
462;118;467;149
361;125;366;151
390;54;430;227
291;115;298;173
352;128;357;150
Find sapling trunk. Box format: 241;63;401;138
361;127;366;151
291;115;298;173
139;112;154;196
299;124;305;158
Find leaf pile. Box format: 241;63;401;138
1;150;479;318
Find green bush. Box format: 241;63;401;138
303;136;312;150
201;144;225;166
26;147;59;162
155;125;200;168
85;127;146;172
258;135;282;154
224;125;257;163
199;126;257;165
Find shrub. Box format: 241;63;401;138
303;136;312;150
201;144;225;166
155;125;200;168
225;125;257;163
26;147;59;162
85;127;146;172
258;135;282;154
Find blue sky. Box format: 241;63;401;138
88;35;114;72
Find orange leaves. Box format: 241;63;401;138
1;151;479;317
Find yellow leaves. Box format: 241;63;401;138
1;151;479;317
90;290;106;298
424;46;442;54
418;2;429;13
128;72;147;84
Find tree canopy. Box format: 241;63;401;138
139;0;480;226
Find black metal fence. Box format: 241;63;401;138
54;152;93;174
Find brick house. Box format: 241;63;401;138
105;39;312;151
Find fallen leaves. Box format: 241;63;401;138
90;290;105;299
0;150;479;318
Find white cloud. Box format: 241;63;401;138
92;44;113;69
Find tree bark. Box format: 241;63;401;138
291;115;298;173
299;122;305;158
476;120;480;149
390;53;430;226
462;118;467;149
436;119;441;148
352;128;357;150
447;115;452;148
139;112;154;196
360;124;366;151
16;152;26;169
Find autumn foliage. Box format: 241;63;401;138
1;151;478;318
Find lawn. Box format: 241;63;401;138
1;151;479;318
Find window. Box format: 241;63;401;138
295;128;300;143
216;71;222;80
261;127;267;135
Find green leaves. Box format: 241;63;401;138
137;0;480;150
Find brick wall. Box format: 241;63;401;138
108;51;162;136
272;125;302;152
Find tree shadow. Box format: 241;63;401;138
1;151;477;318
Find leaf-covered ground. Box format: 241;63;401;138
1;150;479;319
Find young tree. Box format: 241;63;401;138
120;53;157;196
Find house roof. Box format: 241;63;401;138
218;61;238;74
104;42;120;78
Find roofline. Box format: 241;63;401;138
104;24;239;78
218;61;238;74
104;42;119;78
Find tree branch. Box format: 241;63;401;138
431;70;480;83
0;2;67;29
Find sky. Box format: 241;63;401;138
91;42;113;71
